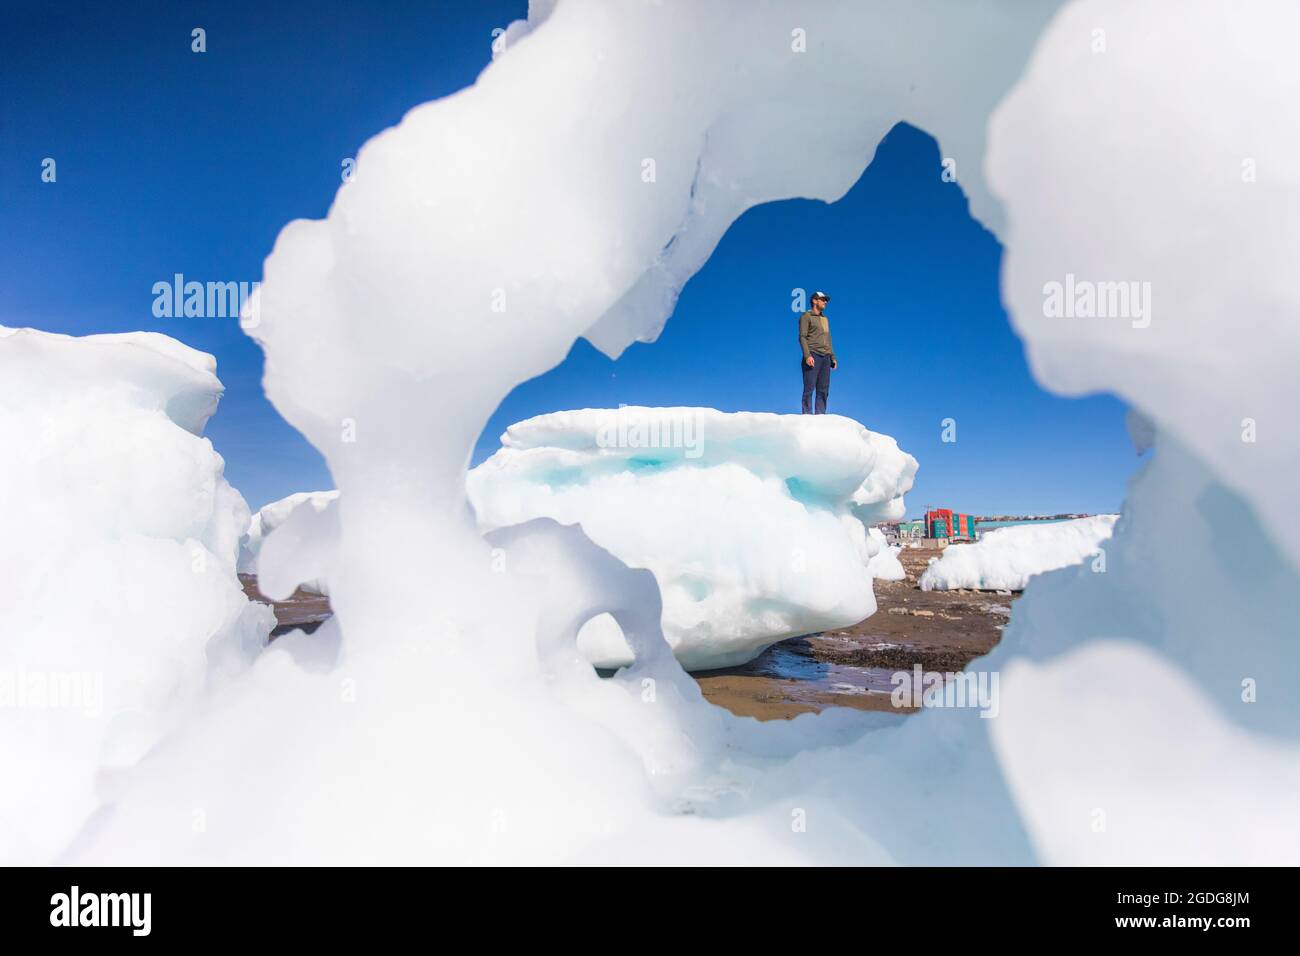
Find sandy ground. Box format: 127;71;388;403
240;543;1015;721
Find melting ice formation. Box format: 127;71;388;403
6;0;1300;864
239;491;339;594
866;528;906;583
468;408;916;670
919;515;1118;592
0;327;273;864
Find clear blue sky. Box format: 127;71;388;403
2;1;1134;516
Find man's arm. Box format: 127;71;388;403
798;312;812;361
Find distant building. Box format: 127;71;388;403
925;508;975;541
895;519;926;540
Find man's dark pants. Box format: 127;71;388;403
801;352;833;414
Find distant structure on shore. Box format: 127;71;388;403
972;513;1092;523
894;519;926;541
925;508;975;541
882;510;1095;545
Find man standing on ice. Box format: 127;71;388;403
799;290;837;414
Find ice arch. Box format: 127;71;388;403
69;0;1299;863
243;0;1060;689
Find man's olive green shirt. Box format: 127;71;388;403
799;309;834;360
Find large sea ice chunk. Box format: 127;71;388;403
468;408;916;669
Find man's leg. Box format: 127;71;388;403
815;354;831;414
801;358;816;414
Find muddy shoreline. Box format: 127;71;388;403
239;575;331;638
694;545;1015;719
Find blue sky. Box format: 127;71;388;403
2;1;1135;516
